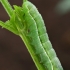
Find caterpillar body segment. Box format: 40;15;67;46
20;1;63;70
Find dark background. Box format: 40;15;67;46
0;0;70;70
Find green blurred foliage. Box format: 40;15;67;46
55;0;70;15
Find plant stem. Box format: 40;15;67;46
23;0;28;2
20;33;45;70
0;0;13;17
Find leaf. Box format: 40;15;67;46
0;20;19;35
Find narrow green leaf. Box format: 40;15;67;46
0;20;19;35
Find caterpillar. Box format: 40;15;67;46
0;0;63;70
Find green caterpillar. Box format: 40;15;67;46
0;0;63;70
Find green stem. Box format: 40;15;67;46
0;0;13;17
23;0;28;2
20;33;45;70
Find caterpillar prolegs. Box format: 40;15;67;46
0;0;63;70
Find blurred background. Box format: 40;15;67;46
0;0;70;70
